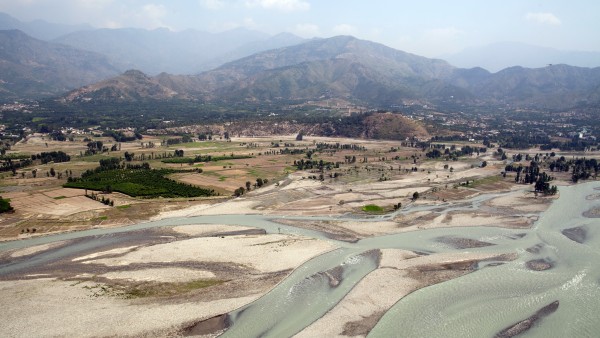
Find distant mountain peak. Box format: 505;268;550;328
123;69;151;79
445;41;600;72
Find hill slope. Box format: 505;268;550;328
0;12;92;41
54;28;305;75
58;35;600;110
0;30;120;101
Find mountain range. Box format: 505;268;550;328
53;28;305;75
445;42;600;73
62;36;600;110
1;11;600;111
0;30;120;100
0;12;92;41
0;12;305;75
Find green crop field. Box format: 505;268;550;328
64;168;216;198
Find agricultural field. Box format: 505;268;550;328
2;130;595;242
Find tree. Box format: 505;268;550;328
245;181;251;191
296;131;303;141
412;191;420;200
256;178;264;187
49;167;56;177
234;187;245;197
0;196;13;213
124;151;134;162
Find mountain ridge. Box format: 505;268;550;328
59;35;600;110
0;29;120;101
445;41;600;73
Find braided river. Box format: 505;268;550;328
1;181;599;337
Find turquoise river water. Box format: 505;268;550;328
0;181;599;337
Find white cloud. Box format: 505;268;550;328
332;24;356;35
294;23;320;37
245;0;310;12
526;12;561;25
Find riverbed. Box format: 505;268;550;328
1;181;599;337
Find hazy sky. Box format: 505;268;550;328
1;0;598;57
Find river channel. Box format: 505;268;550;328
1;181;599;337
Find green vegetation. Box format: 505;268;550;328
160;157;195;164
65;166;216;198
466;175;503;188
161;154;253;164
362;204;384;213
116;204;131;210
0;196;13;213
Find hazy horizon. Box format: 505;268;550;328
1;0;599;59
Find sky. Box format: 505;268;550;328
1;0;599;57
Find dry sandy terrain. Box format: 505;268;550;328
86;234;335;273
0;278;258;338
0;230;336;338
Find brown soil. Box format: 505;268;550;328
342;310;386;337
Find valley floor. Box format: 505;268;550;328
0;155;560;337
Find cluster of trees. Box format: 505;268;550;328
162;136;193;146
570;158;599;182
161;153;253;164
499;134;550;149
103;130;142;142
85;141;107;155
547;157;599;182
293;159;334;171
315;143;366;151
0;157;32;174
505;162;557;195
278;148;306;155
426;145;486;160
66;164;216;198
234;178;269;197
540;139;597;152
32;151;70;164
198;133;213;141
85;192;114;206
0;196;13;213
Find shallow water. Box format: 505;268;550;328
1;182;599;337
